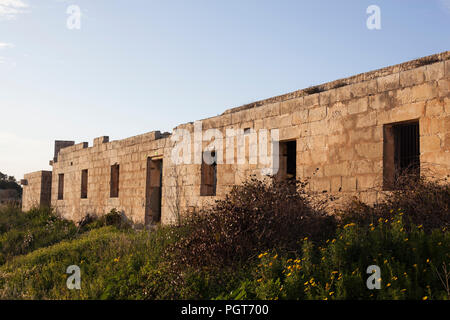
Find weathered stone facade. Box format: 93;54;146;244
21;171;52;211
21;51;450;225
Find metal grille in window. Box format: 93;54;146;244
394;122;420;177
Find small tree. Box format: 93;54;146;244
0;172;22;198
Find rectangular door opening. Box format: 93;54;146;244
383;121;420;189
145;158;163;225
277;140;297;181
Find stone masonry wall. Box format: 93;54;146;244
22;51;450;225
22;171;52;211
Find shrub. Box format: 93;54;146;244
231;213;450;300
169;177;336;269
0;206;77;264
77;209;131;232
339;175;450;233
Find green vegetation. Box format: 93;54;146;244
0;172;22;198
0;176;448;300
0;207;77;265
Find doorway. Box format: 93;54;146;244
145;157;163;225
276;140;297;181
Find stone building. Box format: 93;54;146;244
21;51;450;225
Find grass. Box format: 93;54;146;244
0;177;448;300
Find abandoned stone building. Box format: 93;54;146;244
21;51;450;225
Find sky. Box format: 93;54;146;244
0;0;449;180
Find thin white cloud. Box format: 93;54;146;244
0;42;14;49
0;0;28;20
439;0;450;14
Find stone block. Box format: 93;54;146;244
331;176;342;193
324;162;350;177
377;73;400;92
420;135;441;152
308;106;327;122
438;79;450;98
304;93;319;107
425;62;445;82
356;111;377;128
280;98;303;114
355;142;383;159
400;67;425;87
356;174;380;190
292;109;309;125
426;99;444;117
255;102;280;119
342;176;356;192
348;97;368;115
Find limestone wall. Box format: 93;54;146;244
22;51;450;225
50;132;171;224
21;171;52;211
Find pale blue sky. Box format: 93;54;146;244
0;0;449;179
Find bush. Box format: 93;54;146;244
169;177;336;269
339;175;450;233
228;213;450;300
0;206;77;264
77;209;131;232
0;176;448;300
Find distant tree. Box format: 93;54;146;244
0;171;22;197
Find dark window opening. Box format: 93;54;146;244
201;151;217;196
57;174;64;200
81;169;88;199
383;121;420;189
110;164;120;198
277;140;297;180
286;141;297;179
